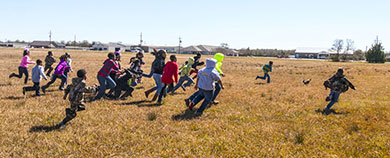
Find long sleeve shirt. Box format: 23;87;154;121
161;61;178;84
54;60;71;75
19;55;35;68
98;59;120;77
44;55;56;66
31;65;48;83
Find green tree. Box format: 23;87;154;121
365;42;385;63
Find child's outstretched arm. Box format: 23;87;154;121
218;80;225;89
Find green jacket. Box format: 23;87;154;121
214;53;224;75
179;57;194;77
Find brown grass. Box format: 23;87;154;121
0;47;389;157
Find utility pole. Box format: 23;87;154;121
139;32;143;46
74;35;76;46
49;30;52;44
375;35;379;44
178;37;182;54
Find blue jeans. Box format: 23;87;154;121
211;82;221;101
157;83;174;103
171;76;193;93
25;82;40;96
258;73;270;83
94;75;116;100
43;74;66;89
325;90;340;110
189;90;201;101
191;89;213;114
152;73;163;95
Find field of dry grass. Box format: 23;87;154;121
0;47;389;157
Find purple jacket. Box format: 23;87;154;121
54;60;70;75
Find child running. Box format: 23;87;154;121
256;61;273;83
44;51;56;77
170;57;195;94
322;68;355;115
42;55;70;92
9;49;35;84
157;55;178;105
22;59;48;97
57;69;98;128
210;53;225;104
144;50;166;101
93;53;122;101
188;58;224;115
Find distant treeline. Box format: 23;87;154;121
1;40;99;47
238;48;295;57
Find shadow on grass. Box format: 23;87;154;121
135;86;145;90
315;109;349;115
29;125;61;133
0;83;12;87
255;83;266;85
172;109;202;120
2;96;24;100
119;100;162;107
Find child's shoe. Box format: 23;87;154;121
156;101;162;105
325;96;331;102
255;76;259;80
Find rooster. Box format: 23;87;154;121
302;78;311;85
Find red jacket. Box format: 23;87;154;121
161;61;178;84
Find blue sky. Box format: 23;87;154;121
0;0;389;50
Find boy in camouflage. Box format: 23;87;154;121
57;69;98;127
44;51;56;77
322;68;355;115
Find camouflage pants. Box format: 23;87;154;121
61;103;86;125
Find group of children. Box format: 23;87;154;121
8;48;356;128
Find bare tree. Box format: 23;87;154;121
341;39;354;61
330;39;344;62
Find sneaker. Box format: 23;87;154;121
185;98;190;107
255;76;259;80
42;87;46;93
181;85;186;91
59;87;64;91
212;100;219;105
144;92;149;98
22;87;26;95
156;101;162;105
325;96;331;102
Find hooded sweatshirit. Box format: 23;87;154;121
197;58;221;91
179;57;194;77
214;53;224;75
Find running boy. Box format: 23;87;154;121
170;57;195;94
44;51;56;77
42;55;70;92
188;58;224;115
57;69;98;127
322;68;355;115
22;59;48;97
256;61;273;83
211;53;225;104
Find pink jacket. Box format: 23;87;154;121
19;55;35;68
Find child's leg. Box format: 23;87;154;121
157;83;167;103
325;91;340;110
172;77;185;93
121;87;134;99
211;82;221;102
196;90;213;114
183;76;194;88
34;82;40;96
257;73;267;80
266;74;270;83
189;90;200;101
59;75;67;90
42;74;58;89
47;66;53;76
94;75;108;100
59;106;77;126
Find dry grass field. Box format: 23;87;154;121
0;47;389;157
